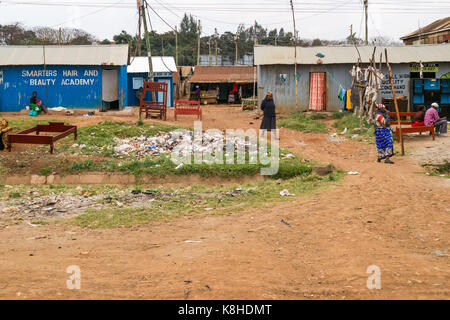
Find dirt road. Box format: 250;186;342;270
0;106;448;299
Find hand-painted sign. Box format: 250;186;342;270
21;68;99;86
410;63;438;73
380;73;409;98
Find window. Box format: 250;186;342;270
132;77;144;90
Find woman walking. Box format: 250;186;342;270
260;91;278;139
374;104;394;164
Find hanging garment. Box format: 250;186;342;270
338;86;345;101
309;72;325;111
346;89;352;110
342;90;347;111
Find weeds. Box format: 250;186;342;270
279;112;328;133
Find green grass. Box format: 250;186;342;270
71;170;345;228
332;113;374;141
422;160;450;178
0;162;7;175
39;166;53;176
309;113;327;120
5;118;69;131
279;112;328;133
65;154;314;180
332;112;346;119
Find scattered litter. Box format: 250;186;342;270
131;190;142;195
175;163;184;170
294;141;307;146
351;134;359;139
328;133;345;143
235;187;243;192
280;219;291;227
280;189;295;197
340;127;348;135
347;171;359;175
184;240;202;243
432;250;448;257
204;208;214;211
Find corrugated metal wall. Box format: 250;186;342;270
0;65;128;112
127;72;174;107
257;63;443;111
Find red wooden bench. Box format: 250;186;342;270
139;82;168;120
174;100;202;121
7;122;77;154
388;112;435;141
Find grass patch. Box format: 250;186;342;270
309;113;327;120
422;160;450;178
332;112;346;119
332;113;374;141
5;118;68;131
39;166;53;176
70;170;345;228
279;112;328;133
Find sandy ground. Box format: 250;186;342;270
0;106;449;299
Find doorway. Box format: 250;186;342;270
102;69;119;110
309;72;326;111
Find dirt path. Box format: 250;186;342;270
0;106;448;299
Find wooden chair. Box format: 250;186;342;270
139;81;168;120
174;100;202;121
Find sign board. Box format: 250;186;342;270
410;63;438;73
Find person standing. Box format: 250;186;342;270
374;104;394;164
195;86;201;102
425;102;447;136
260;91;278;139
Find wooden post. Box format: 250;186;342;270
197;21;201;65
290;0;298;110
385;49;404;156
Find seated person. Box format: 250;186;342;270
425;102;447;136
30;91;47;114
136;87;144;105
411;106;426;127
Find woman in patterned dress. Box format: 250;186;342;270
374;104;394;164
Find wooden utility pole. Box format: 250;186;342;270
235;32;239;65
385;49;404;156
175;26;178;65
140;0;156;102
208;37;212;66
197;20;201;65
350;24;353;44
290;0;298;110
137;5;142;55
58;27;62;45
364;0;369;45
215;28;219;66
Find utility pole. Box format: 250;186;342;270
58;27;62;45
140;0;155;101
350;24;353;44
197;20;201;65
290;0;298;110
137;4;142;55
175;26;178;65
208;37;212;66
215;28;219;66
364;0;368;45
235;32;239;65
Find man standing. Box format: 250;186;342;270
425;103;447;136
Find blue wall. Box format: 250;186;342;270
127;72;174;107
0;65;128;112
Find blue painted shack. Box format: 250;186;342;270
0;45;129;112
127;56;177;107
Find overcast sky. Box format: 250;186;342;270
0;0;449;43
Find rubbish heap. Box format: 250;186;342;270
113;131;259;158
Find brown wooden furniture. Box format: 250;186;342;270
139;81;168;120
388;112;435;141
174;100;202;121
7;122;77;154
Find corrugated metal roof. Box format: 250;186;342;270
127;56;177;73
254;44;450;65
0;44;129;66
190;66;256;83
401;17;450;40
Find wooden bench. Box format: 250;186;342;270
388;112;435;141
7;122;77;154
174;100;202;121
139;82;168;120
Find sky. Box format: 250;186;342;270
0;0;449;43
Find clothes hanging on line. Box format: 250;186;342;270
346;89;352;110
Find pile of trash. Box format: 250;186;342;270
113;131;258;158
